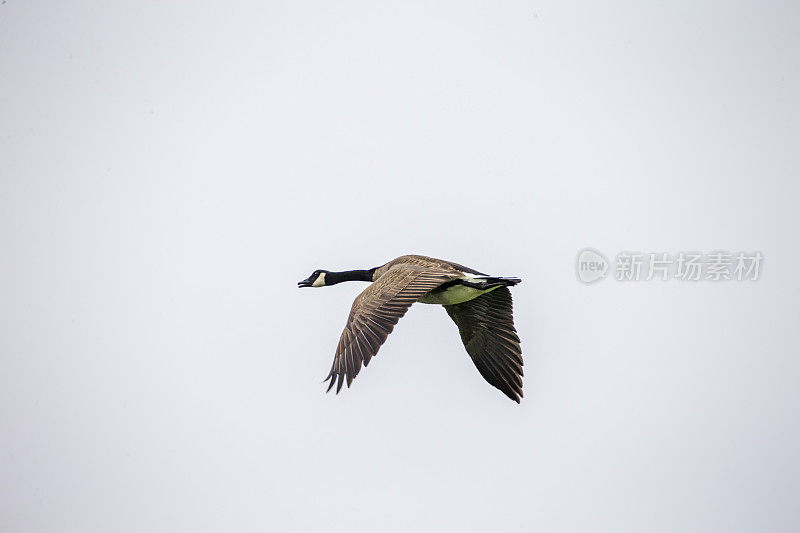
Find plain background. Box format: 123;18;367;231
1;2;799;531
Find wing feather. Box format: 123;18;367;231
324;265;457;392
444;287;524;403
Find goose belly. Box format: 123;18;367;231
418;284;500;306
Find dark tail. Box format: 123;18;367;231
464;276;522;290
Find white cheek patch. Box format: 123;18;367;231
312;273;326;287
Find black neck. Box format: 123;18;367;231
325;269;375;285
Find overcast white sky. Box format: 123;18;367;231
1;1;799;532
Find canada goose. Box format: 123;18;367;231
298;255;524;402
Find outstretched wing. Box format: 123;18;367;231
444;287;524;402
325;265;457;393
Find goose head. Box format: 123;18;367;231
298;270;328;288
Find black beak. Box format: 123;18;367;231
298;277;314;288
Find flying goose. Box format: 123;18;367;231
298;255;524;402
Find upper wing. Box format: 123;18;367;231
444;287;524;402
325;265;458;393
